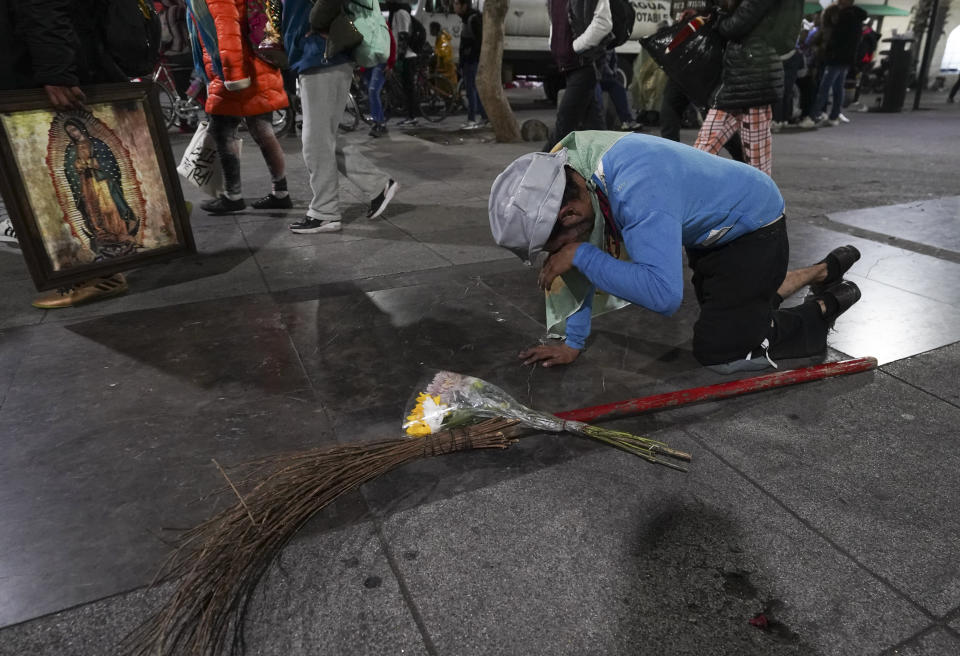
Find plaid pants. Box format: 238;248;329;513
694;106;773;176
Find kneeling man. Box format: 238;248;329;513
489;131;861;373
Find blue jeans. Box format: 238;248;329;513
813;64;849;120
366;64;386;123
462;60;487;122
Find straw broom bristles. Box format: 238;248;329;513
125;418;527;656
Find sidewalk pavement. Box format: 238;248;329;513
1;91;959;655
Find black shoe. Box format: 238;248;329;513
288;217;342;233
369;123;388;138
251;193;293;210
366;179;399;219
810;245;860;294
201;195;246;214
813;280;861;324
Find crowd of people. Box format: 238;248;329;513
0;0;933;375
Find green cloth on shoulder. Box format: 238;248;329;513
545;131;632;340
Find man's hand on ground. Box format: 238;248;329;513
519;342;580;368
538;243;581;291
44;85;86;111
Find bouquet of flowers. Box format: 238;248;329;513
127;372;690;656
404;371;690;470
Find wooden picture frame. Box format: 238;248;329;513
0;83;195;290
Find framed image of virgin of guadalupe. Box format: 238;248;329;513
0;83;195;290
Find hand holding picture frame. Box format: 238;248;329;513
0;82;195;290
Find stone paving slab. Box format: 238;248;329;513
687;368;960;618
827;196;960;254
0;520;428;656
379;430;927;656
882;341;960;405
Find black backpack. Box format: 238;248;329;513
97;0;163;78
408;15;428;54
609;0;636;48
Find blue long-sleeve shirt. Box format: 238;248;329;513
562;133;784;350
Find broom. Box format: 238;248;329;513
125;358;875;655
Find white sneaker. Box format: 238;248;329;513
820;117;840;127
460;120;479;130
0;216;17;244
770;121;784;133
797;116;818;129
838;113;851;123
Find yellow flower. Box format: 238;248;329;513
404;392;449;437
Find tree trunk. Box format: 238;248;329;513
477;0;521;142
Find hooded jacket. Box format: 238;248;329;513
712;0;803;109
194;0;288;116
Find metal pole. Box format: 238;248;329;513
554;357;878;423
913;0;941;110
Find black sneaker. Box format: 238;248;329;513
289;217;342;234
252;193;293;210
201;195;246;214
366;179;399;219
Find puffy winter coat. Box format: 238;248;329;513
712;0;802;110
200;0;287;116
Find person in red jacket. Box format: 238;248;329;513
191;0;291;214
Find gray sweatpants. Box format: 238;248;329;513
299;63;389;221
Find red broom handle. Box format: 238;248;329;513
554;357;878;424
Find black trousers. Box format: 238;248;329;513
685;218;829;365
553;64;603;145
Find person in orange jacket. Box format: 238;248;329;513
190;0;291;214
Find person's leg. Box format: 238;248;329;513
207;114;243;198
781;51;802;123
324;63;398;216
811;64;837;119
828;65;849;120
554;65;601;144
245;114;292;209
298;67;346;225
401;57;418;121
659;78;687;141
368;64;386;124
778;244;861;298
202;114;247;213
949;75;960;101
601;79;634;125
693;108;739;155
723;132;746;162
739;105;773;176
243;113;288;193
796;73;816;120
686;219;789;368
463;60;480;122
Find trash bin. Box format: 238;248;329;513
877;36;915;112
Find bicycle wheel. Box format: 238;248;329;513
340;93;360;132
418;80;447;123
429;75;458;114
155;85;177;129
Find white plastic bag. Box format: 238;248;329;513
176;121;241;197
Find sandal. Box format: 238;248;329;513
810;245;860;294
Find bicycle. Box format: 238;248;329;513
148;58;205;131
